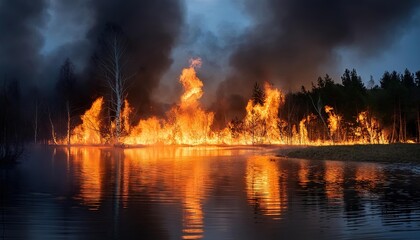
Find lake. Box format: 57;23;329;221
1;146;420;239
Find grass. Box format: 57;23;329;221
277;143;420;164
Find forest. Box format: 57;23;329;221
1;58;419;156
0;30;420;161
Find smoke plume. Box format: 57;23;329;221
222;0;420;95
0;0;184;115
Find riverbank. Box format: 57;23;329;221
277;143;420;163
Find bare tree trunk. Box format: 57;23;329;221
114;39;122;142
49;111;57;145
399;103;403;142
391;107;396;143
66;100;71;145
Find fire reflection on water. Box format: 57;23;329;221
56;147;389;239
324;161;344;201
69;147;103;210
63;147;221;239
245;156;287;219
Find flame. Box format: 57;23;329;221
324;105;342;140
58;58;393;146
125;58;215;145
356;111;385;144
242;83;284;144
299;114;316;144
68;97;103;144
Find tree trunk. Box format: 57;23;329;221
49;111;57;145
399;103;403;142
113;37;122;143
391;107;396;143
66;100;71;145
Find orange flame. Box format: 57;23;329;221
68;97;103;144
59;58;392;146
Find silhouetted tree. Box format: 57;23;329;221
0;79;24;163
97;26;134;143
56;58;77;145
252;82;265;106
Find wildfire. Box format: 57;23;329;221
67;97;103;144
124;58;215;145
59;58;391;146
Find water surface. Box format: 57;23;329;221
2;146;420;239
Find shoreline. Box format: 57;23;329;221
31;143;420;164
276;143;420;164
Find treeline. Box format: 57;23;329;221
0;58;95;162
1;64;420;156
279;69;420;143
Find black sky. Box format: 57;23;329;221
0;0;419;112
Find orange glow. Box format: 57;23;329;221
61;97;103;145
123;147;211;239
125;58;215;145
245;156;287;219
297;160;310;188
324;105;342;141
356;111;386;144
71;147;102;210
324;161;344;200
242;83;284;144
58;58;393;146
355;163;384;195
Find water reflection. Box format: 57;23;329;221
2;146;420;239
324;161;344;201
70;148;103;210
245;156;287;220
354;162;384;197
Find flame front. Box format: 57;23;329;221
125;58;214;145
68;97;103;144
60;58;392;146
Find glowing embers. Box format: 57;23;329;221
245;156;287;219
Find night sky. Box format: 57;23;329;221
1;0;420;105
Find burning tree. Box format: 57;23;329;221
97;26;133;143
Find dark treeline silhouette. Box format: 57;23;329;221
279;68;420;143
0;79;24;162
1;66;420;154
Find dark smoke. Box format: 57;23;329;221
0;0;184;115
213;0;420;126
86;0;185;115
223;0;420;94
0;0;48;84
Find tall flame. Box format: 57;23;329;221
59;58;391;146
69;97;103;144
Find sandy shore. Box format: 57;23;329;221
276;143;420;163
